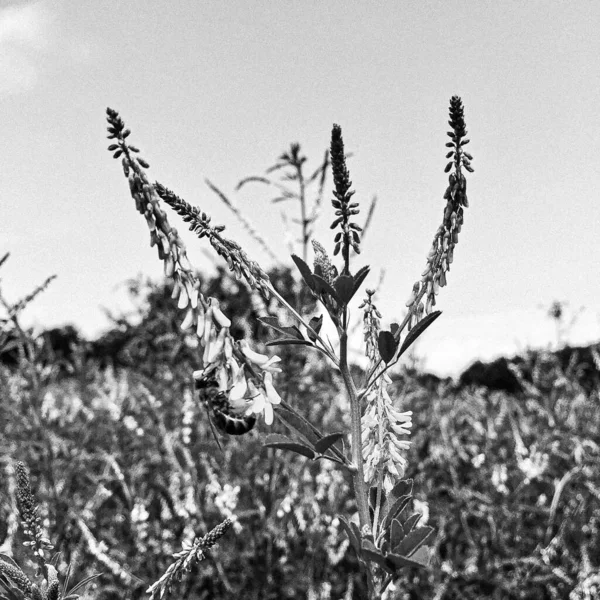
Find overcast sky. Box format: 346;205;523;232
1;0;599;375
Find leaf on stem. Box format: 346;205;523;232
314;432;345;454
291;254;315;291
397;310;442;356
378;331;398;364
263;434;316;459
306;315;323;342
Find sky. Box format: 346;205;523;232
1;0;599;376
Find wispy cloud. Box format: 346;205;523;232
0;0;100;98
0;1;51;96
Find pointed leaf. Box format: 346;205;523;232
398;311;441;356
382;496;411;531
314;432;345;454
312;274;339;303
386;547;430;569
395;527;434;557
306;315;323;342
291;254;315;291
352;265;370;296
389;518;405;548
264;434;316;459
65;572;104;596
333;275;355;306
363;549;394;573
389;479;413;500
258;317;301;338
378;331;398;363
338;516;361;557
266;338;313;347
403;513;422;533
277;406;320;444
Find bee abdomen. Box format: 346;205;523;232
211;408;256;436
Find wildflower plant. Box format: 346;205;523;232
105;95;474;598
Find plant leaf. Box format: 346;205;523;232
333;275;355;306
266;338;313;347
397;311;441;356
362;548;394;574
352;265;370;297
389;518;405;548
314;432;345;454
394;527;434;557
385;547;430;569
306;315;323;342
378;331;398;363
291;254;315;291
382;495;412;531
312;274;339;303
263;434;316;459
338;516;362;557
403;513;422;533
258;317;299;338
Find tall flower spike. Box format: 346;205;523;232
106;108;282;430
146;519;233;600
330;124;361;272
155;183;271;295
359;295;412;493
15;462;53;573
421;96;474;315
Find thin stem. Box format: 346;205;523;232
266;283;339;367
298;164;308;264
339;330;371;533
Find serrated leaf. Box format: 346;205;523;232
378;331;398;363
264;434;316;459
398;311;441;356
394;527;434;557
352;265;370;296
291;254;315;291
306;315;323;342
314;432;345;454
333;275;355;306
266;338;314;347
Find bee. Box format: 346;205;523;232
195;372;256;438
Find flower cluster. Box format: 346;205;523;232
359;295;413;492
146;519;233;600
15;462;53;559
106;107;281;428
416;96;473;316
329;124;361;269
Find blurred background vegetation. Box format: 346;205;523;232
1;263;598;600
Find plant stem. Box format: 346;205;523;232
339;331;370;533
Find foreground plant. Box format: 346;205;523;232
106;95;474;598
0;462;99;600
